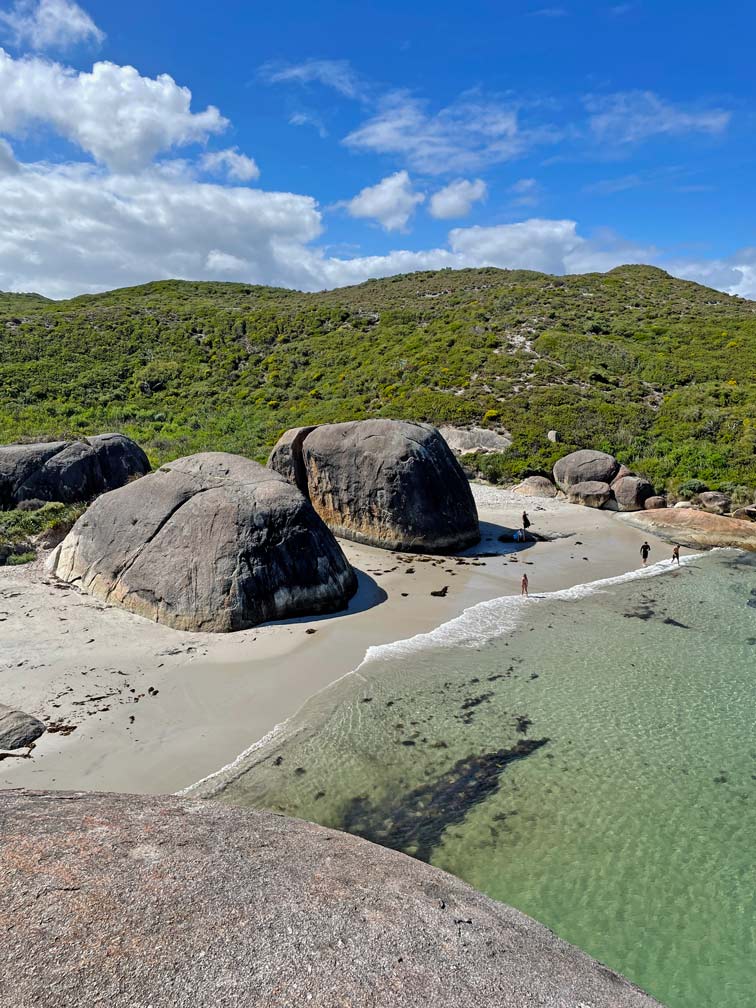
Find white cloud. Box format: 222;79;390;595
0;0;103;50
429;178;486;219
509;177;541;206
586;91;731;145
289;111;327;138
200;147;259;182
346;170;425;231
260;59;363;99
0;49;227;171
0;162;321;297
344;91;547;174
669;251;756;300
0;136;18;173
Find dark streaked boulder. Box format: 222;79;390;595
0;790;664;1008
271;419;480;553
48;452;357;632
553;450;620;491
697;491;731;515
0;434;149;509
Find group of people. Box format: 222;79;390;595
517;511;682;598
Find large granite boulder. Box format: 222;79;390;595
270;420;480;553
0;790;663;1008
48;452;357;632
512;475;558;498
0;434;149;509
697;491;731;515
567;481;612;508
644;496;667;510
620;509;756;551
611;475;654;512
553;450;620;490
0;705;45;750
266;425;317;495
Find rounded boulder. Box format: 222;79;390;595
512;475;558;499
553;449;619;490
0;790;663;1008
567;481;612;508
272;420;480;553
611;475;654;512
48;452;357;632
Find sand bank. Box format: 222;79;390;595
0;486;686;795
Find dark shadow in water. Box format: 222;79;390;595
264;567;388;627
341;737;549;862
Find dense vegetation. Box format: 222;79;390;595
1;265;755;493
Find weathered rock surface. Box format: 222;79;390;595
733;506;756;522
697;491;731;515
48;452;357;631
512;475;558;498
272;420;480;553
620;508;756;551
0;434;149;509
0;790;663;1008
644;496;667;510
567;480;612;508
266;425;317;495
0;705;45;750
438;426;512;455
553;449;620;490
611;475;654;512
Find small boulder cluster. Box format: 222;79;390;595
515;449;659;511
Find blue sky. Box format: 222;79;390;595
0;0;753;297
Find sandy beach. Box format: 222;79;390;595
0;484;684;795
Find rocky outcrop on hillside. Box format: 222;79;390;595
0;790;664;1008
269;420;480;553
48;452;357;631
0;705;45;750
620;508;756;551
0;434;149;509
438;426;512;455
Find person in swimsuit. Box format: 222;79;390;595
640;542;651;566
521;573;529;596
672;545;680;566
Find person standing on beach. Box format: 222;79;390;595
522;511;531;534
521;573;529;596
672;545;681;566
640;542;651;566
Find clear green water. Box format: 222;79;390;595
203;551;756;1008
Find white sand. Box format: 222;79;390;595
0;486;684;795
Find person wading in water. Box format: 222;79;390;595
640;542;651;566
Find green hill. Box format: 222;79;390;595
1;265;755;495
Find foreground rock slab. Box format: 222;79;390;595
0;434;149;509
620;508;756;551
0;705;45;750
0;791;663;1008
270;420;480;553
48;452;357;631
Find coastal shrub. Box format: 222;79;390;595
0;265;754;493
677;479;709;499
6;551;36;565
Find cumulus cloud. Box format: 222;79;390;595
260;58;363;99
586;90;731;145
0;136;19;173
200;147;259;182
344;91;546;174
0;49;227;171
429;178;486;219
0;0;103;51
669;251;756;300
0;162;321;298
346;170;425;231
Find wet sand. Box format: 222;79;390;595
0;485;683;795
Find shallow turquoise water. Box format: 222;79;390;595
208;550;756;1008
